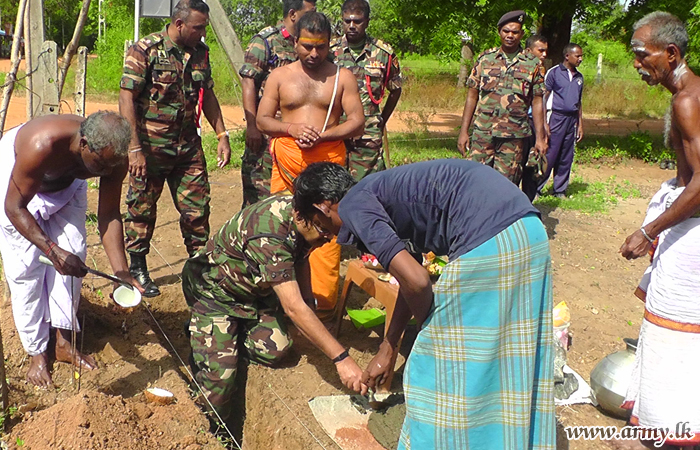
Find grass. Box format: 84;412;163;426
575;132;673;164
0;406;17;430
398;54;467;113
387;131;645;214
575;45;671;118
536;174;642;214
397;52;672;119
201;129;246;173
388;132;459;164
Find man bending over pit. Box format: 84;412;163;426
0;112;141;387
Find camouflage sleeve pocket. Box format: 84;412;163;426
259;266;295;284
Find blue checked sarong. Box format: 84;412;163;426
399;213;555;450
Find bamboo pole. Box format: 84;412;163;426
0;0;29;137
57;0;91;97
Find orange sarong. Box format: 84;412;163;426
270;137;346;311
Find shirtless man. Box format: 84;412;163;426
257;11;364;313
619;12;700;449
0;112;141;388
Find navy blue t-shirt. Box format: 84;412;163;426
337;160;539;271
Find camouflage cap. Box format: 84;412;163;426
497;10;526;30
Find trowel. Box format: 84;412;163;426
367;388;388;410
308;391;402;450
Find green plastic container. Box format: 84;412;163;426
346;308;386;329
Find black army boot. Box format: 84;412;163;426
129;254;160;297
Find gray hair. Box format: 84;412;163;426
172;0;210;22
80;111;131;159
633;11;688;58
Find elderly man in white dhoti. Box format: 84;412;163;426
619;12;700;450
0;111;142;388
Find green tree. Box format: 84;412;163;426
0;1;19;32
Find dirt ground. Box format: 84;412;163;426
0;92;671;449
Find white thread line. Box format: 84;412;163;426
150;242;183;282
267;384;337;450
141;300;241;450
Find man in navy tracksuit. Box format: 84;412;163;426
539;43;584;198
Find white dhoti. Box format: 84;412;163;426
0;126;88;356
624;178;700;445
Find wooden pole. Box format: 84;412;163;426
27;0;46;118
596;53;603;84
23;2;33;120
0;0;28;138
74;46;87;117
40;41;60;115
206;0;245;82
58;0;92;97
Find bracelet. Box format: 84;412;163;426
640;226;655;244
332;348;350;364
45;242;57;255
216;130;229;139
129;148;142;153
129;144;141;150
286;123;292;135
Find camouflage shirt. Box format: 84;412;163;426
121;26;214;148
239;23;297;99
331;35;402;145
467;47;544;139
183;195;310;319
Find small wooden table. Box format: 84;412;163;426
334;259;402;392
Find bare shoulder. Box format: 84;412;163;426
268;63;296;82
672;83;700;120
17;116;80;156
339;66;356;84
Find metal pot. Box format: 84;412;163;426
589;338;638;419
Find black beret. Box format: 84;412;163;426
497;10;526;29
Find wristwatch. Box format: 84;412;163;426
332;348;350;363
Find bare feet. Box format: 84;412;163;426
26;352;53;388
54;328;98;372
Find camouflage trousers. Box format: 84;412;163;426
189;307;292;419
240;136;272;209
125;143;210;257
345;138;386;181
469;129;526;185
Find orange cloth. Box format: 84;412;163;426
270;137;346;192
270;137;346;310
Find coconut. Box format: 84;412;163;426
113;285;142;308
144;387;174;405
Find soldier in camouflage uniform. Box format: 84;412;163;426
120;0;231;297
239;0;317;208
183;163;366;419
457;10;547;186
331;0;402;181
